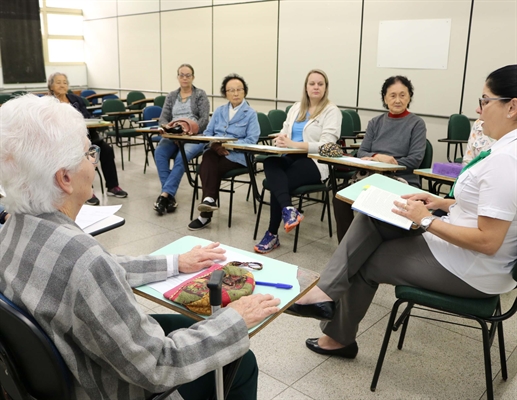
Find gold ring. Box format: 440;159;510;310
404;205;408;211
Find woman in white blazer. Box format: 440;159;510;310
254;69;341;254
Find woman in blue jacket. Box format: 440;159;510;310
188;74;260;230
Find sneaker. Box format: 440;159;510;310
166;195;178;213
254;231;280;254
153;195;167;216
107;186;128;198
85;194;100;206
188;218;211;231
282;207;303;233
197;199;218;213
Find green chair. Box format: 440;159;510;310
0;94;13;104
267;109;287;134
285;104;293;115
371;260;517;400
11;91;28;96
126;91;153;125
101;99;144;170
342;109;364;133
420;139;433;169
154;95;166;108
338;111;356;151
253;178;332;253
439;114;471;162
254;112;277;174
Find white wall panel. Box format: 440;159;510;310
117;0;159;16
277;0;362;106
118;14;161;91
213;2;278;99
84;18;120;89
82;0;117;20
359;0;471;116
213;0;267;5
462;1;517;119
161;8;212;94
161;0;211;11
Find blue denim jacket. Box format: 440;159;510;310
203;101;260;166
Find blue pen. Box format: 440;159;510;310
255;281;293;289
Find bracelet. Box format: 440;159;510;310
0;211;8;224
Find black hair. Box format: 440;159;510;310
485;65;517;101
380;75;414;110
220;73;248;97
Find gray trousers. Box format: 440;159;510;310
318;213;491;346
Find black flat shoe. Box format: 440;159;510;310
305;338;358;359
285;301;335;321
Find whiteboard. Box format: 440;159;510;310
377;19;451;70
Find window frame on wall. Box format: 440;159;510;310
40;0;84;66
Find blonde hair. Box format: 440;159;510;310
296;69;330;122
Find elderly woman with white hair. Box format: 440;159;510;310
0;94;280;400
47;71;128;205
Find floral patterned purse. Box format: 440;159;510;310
164;263;255;315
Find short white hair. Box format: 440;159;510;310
0;94;88;214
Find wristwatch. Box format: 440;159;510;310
420;216;439;231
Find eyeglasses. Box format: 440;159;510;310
226;88;245;94
178;73;193;79
85;145;100;164
478;97;511;110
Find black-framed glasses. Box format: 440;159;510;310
85;144;100;165
478;97;511;110
178;73;193;79
226;88;245;94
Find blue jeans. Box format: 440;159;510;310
155;139;204;197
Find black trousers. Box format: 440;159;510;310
263;154;321;235
151;314;258;400
89;128;119;189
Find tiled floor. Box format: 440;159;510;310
94;147;517;400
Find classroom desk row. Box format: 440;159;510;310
135;128;455;200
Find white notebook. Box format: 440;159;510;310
351;185;413;230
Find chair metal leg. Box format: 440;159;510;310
253;187;266;240
479;319;494;400
190;174;199;220
292;196;304;253
228;179;235;228
371;299;406;391
325;191;332;238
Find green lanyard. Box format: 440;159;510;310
449;150;491;197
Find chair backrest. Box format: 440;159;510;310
419;139;433;169
285;104;293;115
0;292;73;400
102;99;126;122
267;109;287;132
340;110;355;137
154;95;166;108
343;109;362;132
11;91;28;96
142;105;162;127
102;94;119;101
127;91;146;110
82;96;91;107
257;112;273;139
81;90;97;104
0;94;13;104
447;114;471;141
